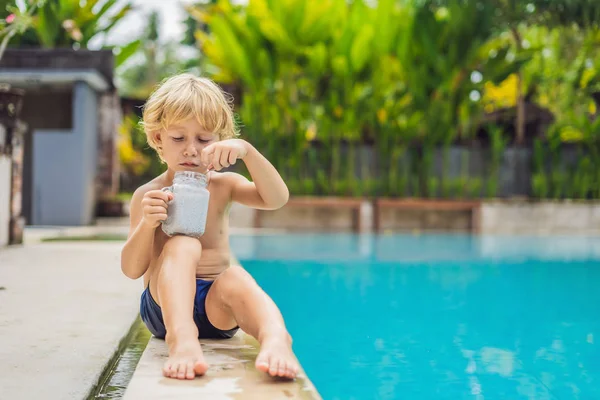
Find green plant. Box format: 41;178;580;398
468;178;483;199
0;0;139;65
173;0;600;201
20;0;133;48
0;1;43;59
532;173;549;199
188;0;527;198
427;177;439;198
486;124;508;198
116;11;188;99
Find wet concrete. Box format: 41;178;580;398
122;331;322;400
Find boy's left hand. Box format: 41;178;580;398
201;139;250;171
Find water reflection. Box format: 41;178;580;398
238;234;600;399
93;319;151;399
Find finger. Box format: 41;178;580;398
228;149;238;165
212;147;223;170
201;143;216;165
207;163;214;171
147;190;171;203
147;198;168;207
155;213;168;222
146;206;168;215
220;149;230;168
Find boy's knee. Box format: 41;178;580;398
162;235;202;260
217;266;257;296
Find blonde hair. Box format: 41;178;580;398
141;73;239;160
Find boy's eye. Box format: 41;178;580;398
197;138;211;143
172;137;184;142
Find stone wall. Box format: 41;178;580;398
481;201;600;235
229;198;600;235
377;208;472;232
257;205;357;231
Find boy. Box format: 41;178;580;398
120;73;299;380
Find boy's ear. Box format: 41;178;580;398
153;132;162;145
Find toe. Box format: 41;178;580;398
285;364;295;379
186;362;195;379
177;363;187;379
268;359;280;377
194;360;208;376
255;353;270;373
277;362;287;377
163;362;171;377
170;366;179;379
172;362;181;378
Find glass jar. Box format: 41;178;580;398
161;171;210;238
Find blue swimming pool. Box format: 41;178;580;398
231;233;600;400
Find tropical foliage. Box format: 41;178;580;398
117;0;600;199
0;0;138;66
183;0;525;197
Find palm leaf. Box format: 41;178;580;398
114;39;141;68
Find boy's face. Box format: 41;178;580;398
157;117;218;172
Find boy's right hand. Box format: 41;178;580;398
141;190;173;228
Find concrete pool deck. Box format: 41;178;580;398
123;332;321;400
0;240;140;399
1;225;321;399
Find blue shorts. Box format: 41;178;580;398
140;278;239;339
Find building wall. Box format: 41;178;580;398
0;155;10;246
78;82;99;225
20;88;72;224
96;91;121;197
32;82;98;226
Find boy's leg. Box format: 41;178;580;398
149;235;206;380
205;266;299;379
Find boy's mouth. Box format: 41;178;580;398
180;162;199;167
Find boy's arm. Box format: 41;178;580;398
120;186;170;279
202;139;289;210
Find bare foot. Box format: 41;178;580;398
163;336;208;380
255;335;299;379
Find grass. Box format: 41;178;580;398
41;234;128;242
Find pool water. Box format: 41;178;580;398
231;234;600;400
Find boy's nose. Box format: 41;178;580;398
184;145;198;156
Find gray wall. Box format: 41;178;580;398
32;82;98;226
21;88;73;223
0;155;10;245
